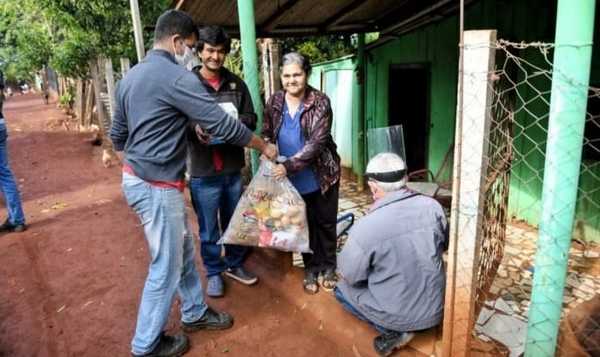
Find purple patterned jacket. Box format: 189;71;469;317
263;86;341;194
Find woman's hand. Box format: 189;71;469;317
273;164;287;180
194;124;211;145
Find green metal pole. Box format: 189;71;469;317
237;0;263;173
355;33;366;190
525;1;595;356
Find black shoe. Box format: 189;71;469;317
0;219;26;233
373;331;414;356
224;267;258;285
181;306;233;332
132;332;189;357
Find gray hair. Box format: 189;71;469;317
366;152;407;192
281;52;311;75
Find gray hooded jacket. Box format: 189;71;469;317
337;188;448;332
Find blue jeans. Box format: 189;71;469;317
189;173;248;277
334;287;393;334
0;125;25;225
122;173;208;355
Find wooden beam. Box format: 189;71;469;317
372;0;411;23
261;0;300;32
381;0;453;35
322;0;368;30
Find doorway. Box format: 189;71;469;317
388;64;430;172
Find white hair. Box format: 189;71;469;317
366;152;407;192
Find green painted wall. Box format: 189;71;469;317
310;0;600;241
310;56;362;172
365;16;459;181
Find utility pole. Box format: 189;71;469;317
130;0;145;62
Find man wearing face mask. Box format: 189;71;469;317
110;10;277;357
187;26;258;298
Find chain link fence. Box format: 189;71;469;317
444;32;600;356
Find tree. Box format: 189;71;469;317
0;0;171;81
0;0;53;82
281;35;355;64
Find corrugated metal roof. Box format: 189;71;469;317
174;0;465;37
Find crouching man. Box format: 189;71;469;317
335;153;448;357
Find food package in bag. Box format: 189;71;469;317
218;160;312;253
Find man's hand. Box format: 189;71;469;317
246;134;277;160
194;124;210;145
273;164;287;180
261;143;278;161
102;148;121;168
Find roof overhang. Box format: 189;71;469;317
174;0;468;38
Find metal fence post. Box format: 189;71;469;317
237;0;263;174
525;0;596;355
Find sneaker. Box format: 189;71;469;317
373;331;415;356
0;219;26;233
206;275;224;297
181;306;233;332
224;267;258;285
131;332;189;357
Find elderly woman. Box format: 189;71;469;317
263;52;341;294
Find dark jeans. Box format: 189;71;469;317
189;173;248;277
334;287;393;334
301;182;339;274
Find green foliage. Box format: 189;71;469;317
365;32;380;44
0;0;53;82
50;29;97;78
0;0;170;80
59;92;74;108
281;35;355;64
224;40;243;78
279;32;380;65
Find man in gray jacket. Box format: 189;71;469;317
336;153;448;357
110;10;276;357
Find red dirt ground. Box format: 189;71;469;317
0;94;432;357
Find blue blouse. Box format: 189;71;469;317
277;101;320;194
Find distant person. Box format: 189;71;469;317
0;69;26;234
109;10;277;357
187;25;258;297
263;52;341;295
41;82;49;105
336;153;448;357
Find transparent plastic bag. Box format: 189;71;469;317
219;160;312;253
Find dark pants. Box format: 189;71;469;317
334;287;393;334
301;182;339;274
